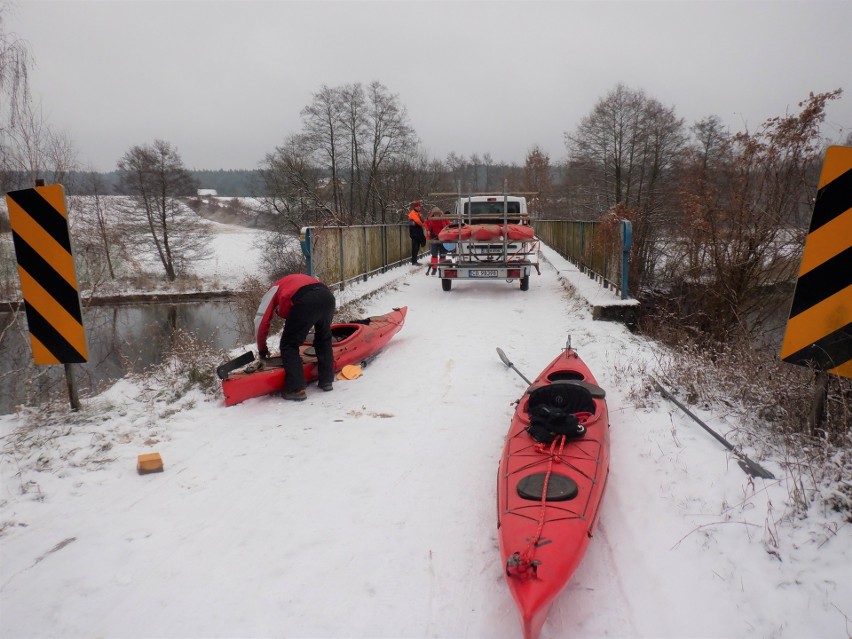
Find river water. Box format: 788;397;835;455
0;300;254;415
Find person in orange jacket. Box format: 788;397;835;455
424;207;451;275
408;201;426;264
255;273;336;401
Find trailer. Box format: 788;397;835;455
429;188;541;292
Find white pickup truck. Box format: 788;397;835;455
434;194;540;292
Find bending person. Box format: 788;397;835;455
255;274;336;401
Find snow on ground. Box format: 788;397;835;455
0;245;849;639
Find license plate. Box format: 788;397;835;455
469;270;498;278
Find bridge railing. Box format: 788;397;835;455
300;224;419;289
535;219;632;299
301;219;632;299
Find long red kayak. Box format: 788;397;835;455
497;347;610;639
221;307;407;406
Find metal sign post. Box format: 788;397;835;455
6;180;88;410
620;220;633;300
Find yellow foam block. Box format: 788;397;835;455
137;452;164;475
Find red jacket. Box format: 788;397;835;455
255;274;323;353
425;214;450;238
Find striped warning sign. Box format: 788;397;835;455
6;184;88;364
780;146;851;378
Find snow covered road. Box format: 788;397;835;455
1;248;849;639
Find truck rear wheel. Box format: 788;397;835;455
520;275;529;291
442;278;452;292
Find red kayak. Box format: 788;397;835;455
221;307;407;406
497;346;610;639
506;223;535;241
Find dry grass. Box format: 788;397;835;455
225;275;272;343
644;332;852;521
144;328;226;400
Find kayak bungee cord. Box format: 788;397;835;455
506;435;567;579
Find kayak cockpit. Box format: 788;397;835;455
527;381;597;415
330;323;364;344
303;323;363;347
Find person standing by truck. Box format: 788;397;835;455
255;273;336;401
424;207;451;275
408;201;426;265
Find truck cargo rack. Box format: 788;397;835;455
428;182;540;292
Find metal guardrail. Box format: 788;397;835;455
300;223;424;290
536;219;632;300
301;219;632;299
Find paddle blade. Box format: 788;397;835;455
216;351;255;380
336;364;363;380
497;347;512;367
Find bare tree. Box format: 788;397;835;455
339;83;367;217
264;81;436;226
566;83;685;211
301;85;345;217
671;90;843;340
256;135;323;278
1;6;78;191
523;145;551;216
4;96;78;185
468;153;481;191
260;133;334;230
445;152;466;189
116;140;207;282
691;115;729;173
565;83;687;289
0;4;31;192
360;81;417;222
73;171;124;282
371;145;439;222
272;82;420;226
482;152;493;192
0;11;26;108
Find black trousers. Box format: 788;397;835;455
410;234;425;263
280;284;335;392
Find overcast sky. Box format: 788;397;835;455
7;0;852;171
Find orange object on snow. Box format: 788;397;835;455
137;453;164;475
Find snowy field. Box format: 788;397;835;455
185;197;276;289
189;218;273;288
105;199;276;291
1;196;275;299
0;244;849;639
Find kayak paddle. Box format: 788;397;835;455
651;376;775;480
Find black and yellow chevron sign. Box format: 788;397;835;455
780;146;851;378
6;184;88;364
